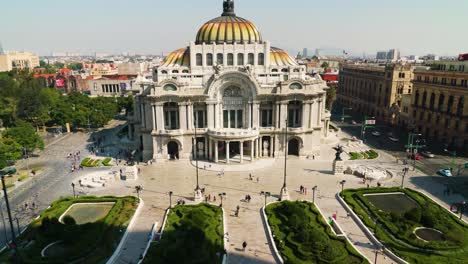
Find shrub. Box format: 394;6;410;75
102;158;112;166
18;175;29;181
404;208;422;223
63;215;76;225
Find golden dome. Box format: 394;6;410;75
162;48;190;67
270;47;298;66
195;0;262;45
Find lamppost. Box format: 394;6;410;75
0;172;19;262
71;182;76;198
374;246;383;264
444;149;457;174
312;186;318;204
168;191;173;208
280;119;290;201
401;167;409;188
341;107;352;123
339;180;346;193
193;108;202;201
218;193;226;207
260;191;271;207
460;201;466;220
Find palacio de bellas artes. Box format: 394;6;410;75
132;0;332;166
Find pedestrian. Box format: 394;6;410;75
304;187;307;195
242;241;247;251
214;196;217;202
24;203;28;210
300;185;304;194
249;173;253;181
256;177;259;183
32;202;35;209
208;194;211;201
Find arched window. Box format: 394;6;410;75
206;54;213;66
248;53;254;65
421;91;427;107
258;53;264;65
414;90;420;106
161;70;168;74
293;69;300;72
237;53;244;65
429;93;435;110
196;53;202;66
163;84;177;91
217;53;223;65
438;94;445;112
457;96;464;116
271;69;278;73
281;68;288;73
227;53;234;66
182;70;189;73
172;70;179;74
290;83;303;90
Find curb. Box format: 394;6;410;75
106;197;144;264
261;201;284;264
137;222;159;264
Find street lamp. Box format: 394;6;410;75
193;104;202;200
460;201;466;220
444;148;457;174
280;119;290;201
339;180;346;193
312;186;318;204
341;107;352;123
0;173;19;262
407;133;422;169
218;192;226;207
71;182;76;198
260;191;271;207
168;191;173;208
401;167;409;188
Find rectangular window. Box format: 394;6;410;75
230;110;236;128
237;54;244;65
451;79;457;86
261;109;273;127
195;110;205;128
217;53;223;65
236;110;243;128
258;53;265;65
223;110;229;128
206;54;213;66
248;53;254;65
227;53;234;66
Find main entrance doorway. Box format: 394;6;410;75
167;141;179;160
288;138;299;156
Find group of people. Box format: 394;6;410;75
68;151;83;173
299;185;308;195
205;194;217;203
248;173;259;183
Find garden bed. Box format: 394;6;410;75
143;203;225;264
80;157;113;167
342;187;468;264
265;201;368;264
349;150;379;160
0;196;138;263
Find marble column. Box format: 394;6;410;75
207;138;211;160
256;139;260;158
156;103;164;131
226;141;230;164
308;102;313;128
214;141;219;163
240;141;244;163
179;103;187;130
275;102;281;128
215;103;221;129
151;104;156;131
207;103;214;128
247;102;252;128
302;101;309;129
187;103;194;130
270;136;274;157
280;102;288;128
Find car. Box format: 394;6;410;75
421;151;435;158
351;120;357;125
372;131;381;136
409;153;422;160
388;136;399;142
437;169;453;177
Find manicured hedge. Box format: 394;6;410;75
266;201;368;264
349;150;379;160
0;196;138;263
342;188;468;264
143;203;224;264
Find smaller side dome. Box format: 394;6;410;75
270;47;298;66
162;48;190;67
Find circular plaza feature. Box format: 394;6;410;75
414;227;446;242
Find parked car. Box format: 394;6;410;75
388;136;399;142
421;151;435;158
351;120;357;125
437;169;453;177
372;131;381;137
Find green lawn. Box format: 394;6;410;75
62;203;115;225
342;187;468;264
0;196;138;263
143;203;225;264
349;150;379;160
266;201;368;264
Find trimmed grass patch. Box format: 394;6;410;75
349;150;379;160
143;203;224;264
0;196;138;263
62;203;115;225
342;187;468;264
266;201;368;264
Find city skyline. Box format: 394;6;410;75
1;0;467;56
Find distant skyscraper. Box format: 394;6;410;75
387;49;400;61
303;48;308;58
376;51;388;60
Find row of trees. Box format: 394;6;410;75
0;70;133;169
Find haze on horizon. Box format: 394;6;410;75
1;0;466;57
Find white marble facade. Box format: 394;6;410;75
132;0;331;163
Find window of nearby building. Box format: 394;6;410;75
417;76;422;81
460;65;465;72
248;53;254;65
447;96;454;114
217;53;223;65
424;76;430;83
441;78;447;85
429;93;435;110
227;53;234;66
260;102;273;127
451;78;457;86
455;121;460;130
258;53;265;65
237;53;244;65
287;101;302;128
421;91;427;107
432;77;438;84
193;104;207;128
196;53;202;66
164;102;179;130
461;80;468;87
457;96;464;116
206;54;213;66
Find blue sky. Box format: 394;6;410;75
1;0;467;56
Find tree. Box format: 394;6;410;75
325;86;336;111
3;120;44;152
67;62;83;71
321;62;330;69
0;137;22;169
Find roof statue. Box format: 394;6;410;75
222;0;235;16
